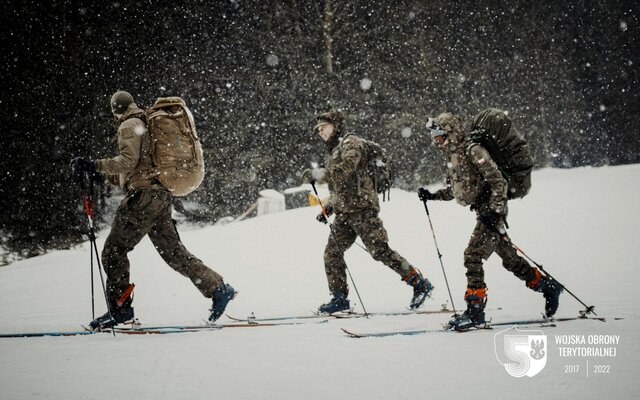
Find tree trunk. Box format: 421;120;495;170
322;0;334;75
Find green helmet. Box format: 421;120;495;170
110;91;134;114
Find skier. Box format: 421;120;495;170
70;91;235;330
309;109;433;313
418;111;562;330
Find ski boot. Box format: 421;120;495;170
89;285;135;330
89;304;135;331
318;292;350;314
448;287;487;331
209;283;237;322
528;270;563;318
403;267;434;309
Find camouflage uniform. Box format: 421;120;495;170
95;103;223;306
322;133;415;296
431;117;537;289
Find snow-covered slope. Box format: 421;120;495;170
1;165;639;399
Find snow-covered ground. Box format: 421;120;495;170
1;165;639;399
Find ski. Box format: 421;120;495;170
446;315;609;332
489;315;606;328
341;315;610;338
0;326;189;338
341;327;433;338
0;318;330;338
225;311;368;322
226;307;457;323
108;317;329;333
0;330;100;338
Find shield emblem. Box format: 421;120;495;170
494;327;548;377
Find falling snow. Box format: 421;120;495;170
1;1;638;267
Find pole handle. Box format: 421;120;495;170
311;182;329;218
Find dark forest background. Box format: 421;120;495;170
1;0;638;264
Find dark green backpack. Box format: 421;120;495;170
466;108;534;199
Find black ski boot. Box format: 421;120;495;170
89;300;134;331
89;285;135;330
318;292;350;314
403;268;434;309
528;271;563;318
448;288;487;331
209;283;237;322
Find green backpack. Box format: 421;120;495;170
466;108;534;199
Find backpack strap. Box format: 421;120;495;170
464;141;480;156
123;111;146;124
340;133;356;145
337;133;366;195
464;128;485;154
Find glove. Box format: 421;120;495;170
70;157;101;182
304;167;327;184
316;204;333;224
316;213;328;224
70;157;96;175
479;211;504;233
417;186;435;202
312;168;327;183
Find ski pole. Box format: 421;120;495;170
422;200;457;314
80;173;116;335
500;234;597;316
79;175;96;319
310;181;369;317
477;215;597;316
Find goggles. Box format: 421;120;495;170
426;118;447;144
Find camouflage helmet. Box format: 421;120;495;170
315;108;346;136
110;90;134;114
433;112;465;143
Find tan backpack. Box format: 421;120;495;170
145;97;204;196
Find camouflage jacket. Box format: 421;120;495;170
434;141;508;215
94;104;164;192
325;134;379;214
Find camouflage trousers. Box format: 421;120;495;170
464;215;537;289
101;189;223;304
323;211;412;296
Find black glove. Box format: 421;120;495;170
70;157;97;178
70;157;96;175
316;205;333;224
417;187;435;202
479;211;504;232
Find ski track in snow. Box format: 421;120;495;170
1;165;639;399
